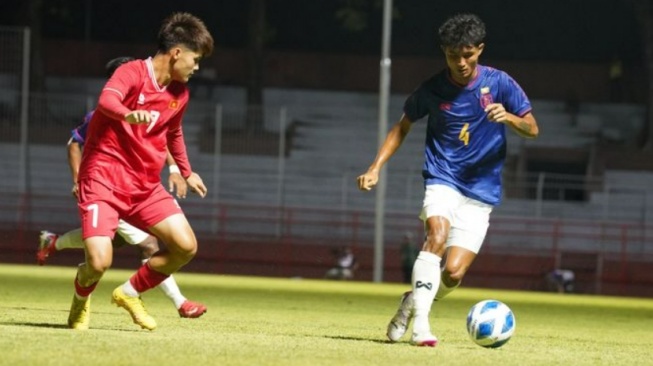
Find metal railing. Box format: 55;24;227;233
2;193;652;295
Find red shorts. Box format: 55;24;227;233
77;179;183;240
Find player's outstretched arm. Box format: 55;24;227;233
357;114;413;191
186;172;207;198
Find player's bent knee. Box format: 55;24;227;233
425;227;447;244
176;244;197;263
87;257;111;275
86;261;111;282
423;235;447;254
166;237;197;263
443;265;468;283
173;231;198;253
448;271;465;283
85;250;112;274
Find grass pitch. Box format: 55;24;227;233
0;264;651;366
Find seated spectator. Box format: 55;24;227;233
325;246;359;280
546;268;575;293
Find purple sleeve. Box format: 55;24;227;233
70;111;93;145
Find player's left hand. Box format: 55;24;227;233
485;103;508;123
168;171;188;199
186;172;207;198
125;110;152;125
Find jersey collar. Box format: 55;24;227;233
146;57;168;93
446;65;484;91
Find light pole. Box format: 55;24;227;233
373;0;393;283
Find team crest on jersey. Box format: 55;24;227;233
439;102;451;111
137;93;145;105
480;87;493;109
169;100;179;109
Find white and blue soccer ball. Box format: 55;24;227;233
466;299;516;348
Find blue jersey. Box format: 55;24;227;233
403;65;532;206
70;111;94;145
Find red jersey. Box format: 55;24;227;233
78;58;192;195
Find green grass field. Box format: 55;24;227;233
0;264;651;366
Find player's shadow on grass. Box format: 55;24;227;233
1;306;119;316
0;320;146;332
0;321;70;329
0;306;145;332
323;335;392;344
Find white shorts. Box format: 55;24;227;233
116;219;150;245
419;184;493;254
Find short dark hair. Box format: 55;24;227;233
157;12;214;57
438;13;486;48
105;56;135;78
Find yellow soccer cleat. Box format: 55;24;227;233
111;287;157;331
68;295;90;330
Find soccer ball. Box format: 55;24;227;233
466;299;516;348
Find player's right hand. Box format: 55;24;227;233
357;171;379;191
71;183;79;199
186;172;208;198
168;171;188;199
124;110;152;125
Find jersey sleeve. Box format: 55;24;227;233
96;61;140;120
499;72;532;117
166;104;192;178
70;111;93;145
403;84;429;123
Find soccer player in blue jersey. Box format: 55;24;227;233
357;13;539;347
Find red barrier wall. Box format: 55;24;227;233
4;228;652;298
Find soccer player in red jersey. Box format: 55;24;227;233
40;56;206;319
67;12;214;330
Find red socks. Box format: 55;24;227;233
129;263;169;293
74;276;98;297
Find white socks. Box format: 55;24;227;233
157;276;187;309
56;228;85;250
411;251;441;335
121;280;139;298
120;275;187;308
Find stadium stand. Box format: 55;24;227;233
1;84;653;295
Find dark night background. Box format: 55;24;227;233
0;0;642;62
2;0;652;143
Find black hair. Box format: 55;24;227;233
105;56;135;78
157;12;214;57
438;13;486;48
